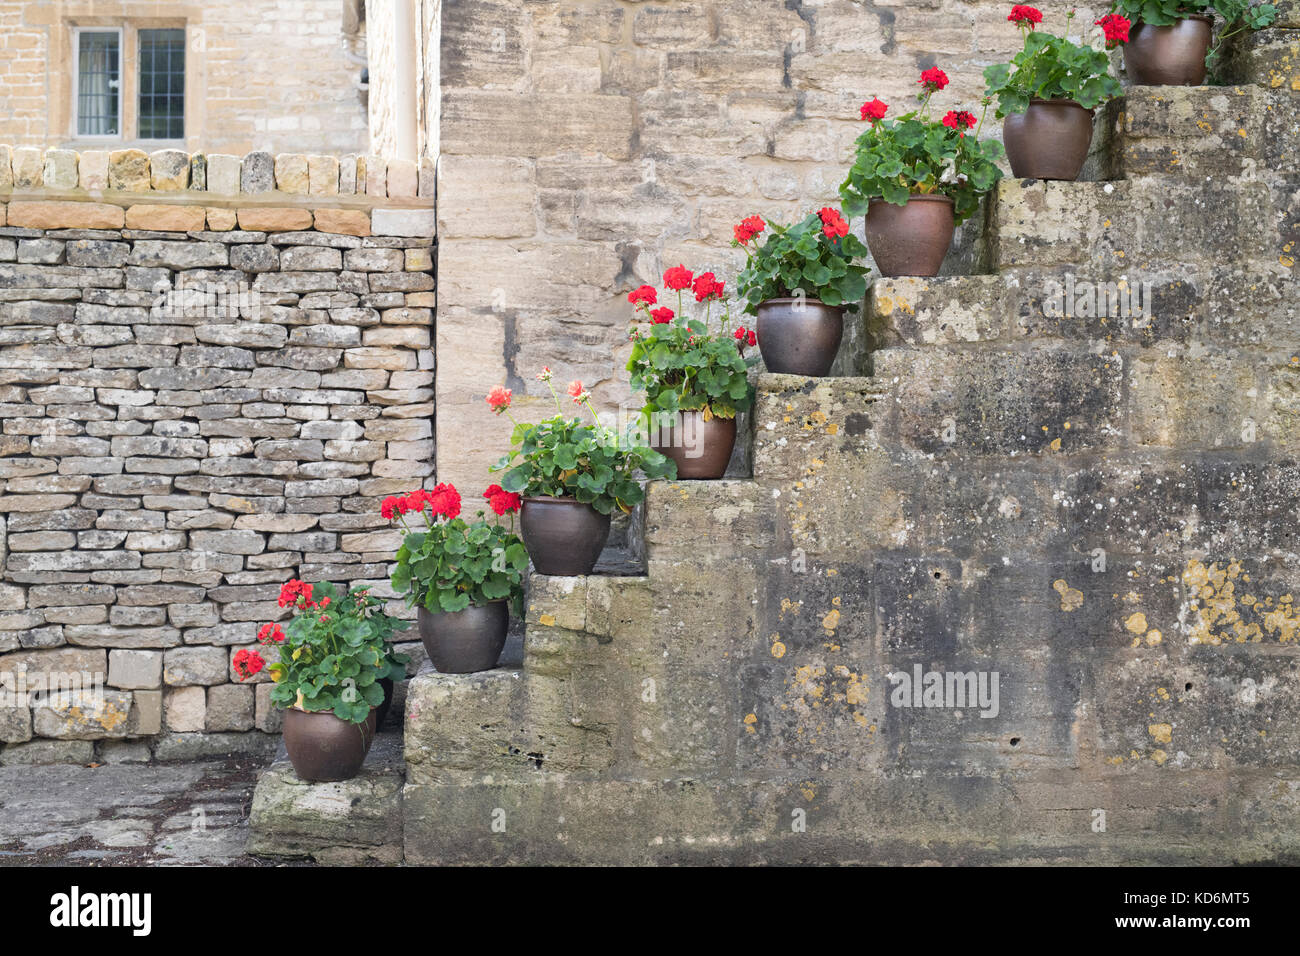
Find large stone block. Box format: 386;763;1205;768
441;92;635;159
248;735;405;864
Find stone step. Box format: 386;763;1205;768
1100;86;1298;183
246;731;405;864
987;178;1285;273
867;270;1300;353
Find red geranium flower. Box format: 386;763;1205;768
860;98;888;122
692;272;724;302
650;307;675;324
1095;13;1130;47
484;485;522;516
233;648;265;681
278;579;316;610
919;67;949;92
1008;5;1043;28
257;622;285;645
733;215;766;246
818;207;849;239
567;380;589;403
486;385;512;415
663;265;693;290
942;110;978;130
425;483;461;521
627;285;657;307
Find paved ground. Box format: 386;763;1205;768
0;755;299;866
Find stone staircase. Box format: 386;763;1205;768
249;79;1300;863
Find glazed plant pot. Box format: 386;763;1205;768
520;496;612;576
755;298;844;377
417;601;509;674
1003;99;1095;181
650;410;737;480
1125;16;1213;86
864;195;955;277
282;707;377;783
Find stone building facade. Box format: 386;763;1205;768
0;0;370;155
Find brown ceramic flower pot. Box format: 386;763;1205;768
864;195;955;277
1125;16;1213;86
650;410;736;479
418;601;509;674
755;298;844;377
282;707;376;783
520;496;611;576
1003;99;1095;181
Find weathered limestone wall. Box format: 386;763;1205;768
393;14;1300;860
0;146;435;764
0;0;369;155
433;0;1086;488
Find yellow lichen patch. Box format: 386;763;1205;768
1151;749;1169;766
770;638;787;659
1049;437;1062;452
1053;579;1084;611
826;422;839;435
743;713;758;734
875;294;895;316
800;782;816;801
779;598;801;621
538;613;556;627
820;609;840;634
1183;558;1295;644
1145;629;1163;646
1125;612;1148;635
1148;722;1173;744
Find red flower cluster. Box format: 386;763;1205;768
278;579;316;610
1007;5;1043;27
257;622;285;645
650;307;675;324
568;380;589;403
233;648;265;680
486;385;511;415
692;272;725;302
663;265;694;290
733;326;758;348
628;285;657;307
943;110;978;130
860;97;888;122
919;67;949;92
733;215;765;246
818;207;849;240
1095;13;1130;47
483;484;522;516
381;484;462;522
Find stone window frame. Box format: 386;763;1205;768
70;26;125;141
57;14;195;150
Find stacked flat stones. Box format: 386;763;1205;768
0;146;435;763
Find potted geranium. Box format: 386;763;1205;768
386;482;529;674
489;372;676;575
241;580;408;782
625;267;761;479
984;7;1129;181
839;68;1003;277
733;209;870;376
1108;0;1276;84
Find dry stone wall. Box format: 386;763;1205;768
0;147;435;763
